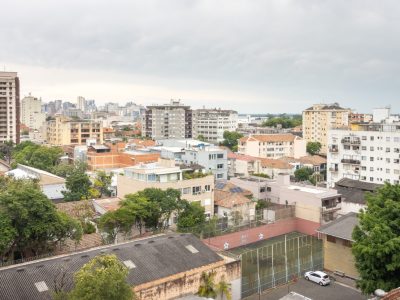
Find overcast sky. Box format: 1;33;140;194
1;0;400;113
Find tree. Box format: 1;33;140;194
306;141;322;155
216;276;232;300
197;134;206;142
0;178;82;260
221;131;243;152
62;167;92;201
197;271;217;298
68;254;134;300
261;115;302;128
230;210;243;226
294;167;313;182
12;143;63;172
0;140;13;164
177;201;206;231
352;183;400;294
93;170;112;197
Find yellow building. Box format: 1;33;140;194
46;115;103;146
302;103;351;154
317;212;359;279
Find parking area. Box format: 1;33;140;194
244;278;367;300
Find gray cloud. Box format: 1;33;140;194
1;0;400;113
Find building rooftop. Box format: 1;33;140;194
6;164;65;186
260;158;292;170
214;182;253;208
334;178;382;204
317;212;359;241
227;152;256;162
0;234;223;300
304;103;348;111
239;133;299;143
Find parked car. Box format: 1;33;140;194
304;271;331;286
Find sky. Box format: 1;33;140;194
1;0;400;113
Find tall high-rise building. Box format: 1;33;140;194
142;99;192;139
21;94;46;130
302;103;351;154
0;72;20;144
77;96;86;112
192;108;238;143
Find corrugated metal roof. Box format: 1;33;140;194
0;234;223;300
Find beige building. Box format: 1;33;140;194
142;99;192;140
238;134;306;159
46;115;103;146
317;212;359;279
117;159;215;216
21;94;46;130
302;103;351;154
0;71;20;144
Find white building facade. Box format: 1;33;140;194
327;124;400;187
21;95;46;130
0;72;20;144
192;109;238;143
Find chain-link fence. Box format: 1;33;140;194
227;233;323;298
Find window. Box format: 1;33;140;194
370;177;374;182
370;136;374;141
204;184;211;192
370;157;374;161
216;173;223;179
192;186;201;195
327;235;336;243
182;187;191;195
217;153;224;159
370;146;374;151
386;169;390;174
217;164;224;169
386;137;391;142
260;187;266;193
342;240;352;247
267;187;271;192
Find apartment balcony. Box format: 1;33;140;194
329;145;339;153
341;137;361;145
322;202;342;212
341;158;361;165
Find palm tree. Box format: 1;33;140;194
216;276;231;300
197;271;217;298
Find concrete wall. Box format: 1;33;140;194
323;235;359;279
203;217;320;251
340;202;365;215
134;258;241;300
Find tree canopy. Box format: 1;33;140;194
294;167;313;182
0;177;82;261
177;201;206;231
221;131;243;152
306;141;322;155
68;254;134;300
262;115;302;128
352;183;400;294
12;141;63;172
62;164;92;201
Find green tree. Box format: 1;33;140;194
68;254;134;300
122;194;152;235
93;170;112;197
197;134;206;142
13;143;63;172
262;115;302;128
0;178;82;260
197;271;217;298
177;201;206;231
0;140;14;164
230;210;243;226
294;167;313;181
221;131;243;152
62;166;92;201
306;141;322;155
352;183;400;294
216;276;232;300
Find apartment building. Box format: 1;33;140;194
117;159;215;216
21;94;46;130
142;99;192;139
0;71;20;144
46;116;103;146
327;123;400;186
192;108;238;143
238;134;306;159
303;103;351;153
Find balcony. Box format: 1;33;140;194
341;137;361;145
329;145;339;153
341;158;361;165
329;167;338;172
322;202;341;212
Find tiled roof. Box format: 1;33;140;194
227;152;256;162
334;178;382;205
214;190;252;208
260;158;292;169
0;234;223;300
317;213;359;241
239;134;298;143
298;155;327;165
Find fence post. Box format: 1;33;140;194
285;235;288;282
297;236;300;275
257;248;261;297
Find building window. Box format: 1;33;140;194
267;187;271;192
342;240;352;247
192;186;201;195
217;164;224;169
217;153;224;159
204;185;211;192
327;235;336;243
182;187;191;194
216;173;223;179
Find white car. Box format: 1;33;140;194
304;271;331;286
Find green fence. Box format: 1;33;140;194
227;233;323;298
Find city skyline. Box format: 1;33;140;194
2;1;400;113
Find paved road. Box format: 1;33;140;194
245;278;367;300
